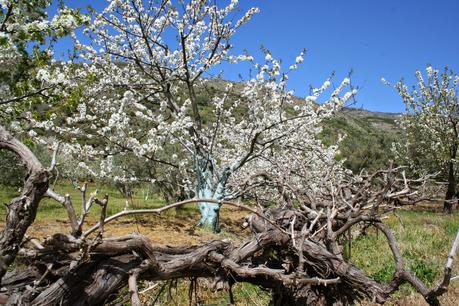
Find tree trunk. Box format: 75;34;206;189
443;160;455;214
27;255;140;306
195;156;224;232
197;186;220;232
0;126;49;281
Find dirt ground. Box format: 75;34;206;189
22;206;250;246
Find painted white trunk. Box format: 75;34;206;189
195;156;230;232
197;185;221;231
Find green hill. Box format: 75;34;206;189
322;107;400;173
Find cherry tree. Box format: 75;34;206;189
0;0;87;184
26;0;356;231
390;66;459;213
0;0;50;111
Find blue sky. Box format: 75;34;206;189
52;0;459;113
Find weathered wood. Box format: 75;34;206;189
45;189;80;236
1;222;458;306
28;255;139;306
0;125;49;281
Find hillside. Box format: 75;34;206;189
340;107;399;131
322;107;400;173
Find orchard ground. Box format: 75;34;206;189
1;183;458;306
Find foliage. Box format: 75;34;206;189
0;150;24;186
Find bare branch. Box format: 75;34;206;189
83;198;286;238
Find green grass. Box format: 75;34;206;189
351;210;459;293
0;182;165;223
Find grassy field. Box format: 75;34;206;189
1;183;458;305
0;182;164;222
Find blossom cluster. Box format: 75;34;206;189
391;66;459;178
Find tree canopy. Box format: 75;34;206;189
391;66;459;213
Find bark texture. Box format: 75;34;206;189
0;125;49;280
444;160;456;214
